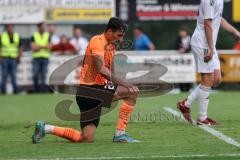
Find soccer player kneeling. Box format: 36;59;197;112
32;17;140;143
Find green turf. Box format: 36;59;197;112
0;92;240;160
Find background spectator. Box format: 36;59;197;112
174;26;191;53
48;24;60;45
52;34;77;55
174;26;192;92
134;26;155;51
70;27;88;55
0;24;22;94
30;22;52;93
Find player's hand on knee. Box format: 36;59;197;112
129;85;139;97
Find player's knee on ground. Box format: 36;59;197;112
82;134;94;143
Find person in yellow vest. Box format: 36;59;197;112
0;24;22;94
30;22;52;93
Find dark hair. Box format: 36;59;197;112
134;25;143;32
73;26;81;31
60;34;68;38
5;24;13;30
105;17;128;33
179;26;189;33
37;22;45;28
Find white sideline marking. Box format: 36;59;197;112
11;153;240;160
164;107;240;148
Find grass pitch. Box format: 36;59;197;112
0;91;240;160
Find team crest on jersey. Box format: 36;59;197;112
210;0;215;6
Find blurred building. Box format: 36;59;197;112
0;0;115;51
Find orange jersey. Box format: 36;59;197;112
80;33;115;85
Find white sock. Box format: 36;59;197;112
198;85;211;121
44;124;55;134
185;84;201;108
115;129;125;136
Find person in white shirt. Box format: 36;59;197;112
175;26;191;53
70;27;88;55
178;0;240;125
48;24;60;45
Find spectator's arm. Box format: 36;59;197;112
31;36;53;51
17;48;23;62
46;44;53;50
63;50;75;55
64;43;78;55
149;43;155;50
51;44;63;55
30;36;41;52
47;37;53;50
143;35;155;50
70;43;78;54
51;44;58;52
17;38;23;60
221;18;240;39
31;42;42;52
31;42;39;52
41;38;53;50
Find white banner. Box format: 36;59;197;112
0;0;115;24
17;55;79;86
15;52;196;86
0;7;45;24
0;0;114;8
126;53;196;83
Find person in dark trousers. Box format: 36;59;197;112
30;22;52;93
0;24;22;94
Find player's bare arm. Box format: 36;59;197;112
92;54;139;96
221;18;240;39
204;19;214;62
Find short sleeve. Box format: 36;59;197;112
68;43;75;50
203;0;214;19
90;37;105;56
143;35;152;48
